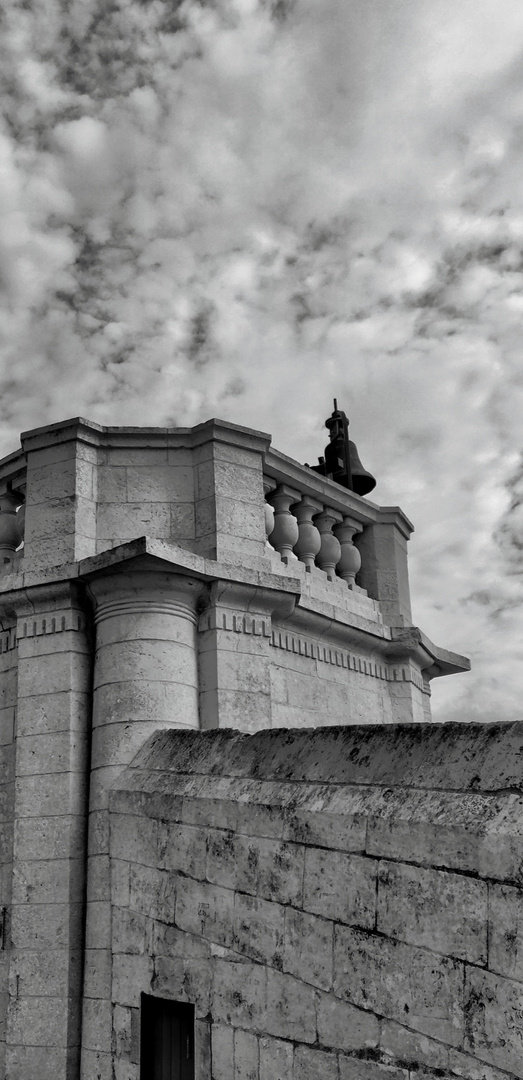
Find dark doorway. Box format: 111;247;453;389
140;995;195;1080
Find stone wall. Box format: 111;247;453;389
107;723;523;1080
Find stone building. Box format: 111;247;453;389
0;414;520;1080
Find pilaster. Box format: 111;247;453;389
21;420;99;571
4;582;91;1080
355;508;414;626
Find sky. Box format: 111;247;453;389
1;0;523;722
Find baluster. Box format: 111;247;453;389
0;490;24;570
291;496;322;571
334;516;362;588
264;502;275;548
266;484;300;564
313;508;342;580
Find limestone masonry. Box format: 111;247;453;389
2;414;518;1080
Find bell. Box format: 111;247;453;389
348;440;376;496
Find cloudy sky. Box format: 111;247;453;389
1;0;523;721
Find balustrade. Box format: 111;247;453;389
265;484;363;587
0;486;25;573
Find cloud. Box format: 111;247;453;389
1;0;523;719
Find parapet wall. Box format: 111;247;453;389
108;722;523;1080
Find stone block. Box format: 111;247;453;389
153;923;211;960
16;690;90;736
78;1049;113;1080
129;864;176;924
113;1060;139;1080
158;821;207;878
11;857;84;905
110;813;158;867
17;651;91;697
15;730;89;777
377;861;488;964
82;995;113;1053
195;1019;212;1080
83;948;112;999
91;687;198;739
215;497;265;542
94;639;198;690
86;854;110;903
126;465;194;503
259;1036;293;1080
211;1025;234;1080
14;815;85;860
316;992;380;1053
334;926;464;1047
182;795;238;833
112;907;153;955
206;829;259;894
14;772;85;820
464;967;523;1076
284;908;333;990
4;1044;77;1080
6;993;69;1047
112;954;154;1008
284;808;366;852
8;948;77;999
175;878;233;948
96;467;127;503
380;1020;450;1070
170;503;196;539
85;901;111;950
234;1029;259;1080
303;849;376;928
448;1047;518;1080
233;892;285;967
211;959;267;1031
88;809;110;856
265;969;316;1044
109;447;168;466
0;707;15;747
96;502;171;540
257;838;305;907
151;956;213;1016
488;883;523;981
338;1058;409;1080
293;1045;338;1080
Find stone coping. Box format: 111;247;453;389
120;721;523;794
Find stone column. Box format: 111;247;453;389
5;583;91;1080
80;565;203;1080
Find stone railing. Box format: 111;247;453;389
0;449;26;574
263;447;382;588
263;448;414;630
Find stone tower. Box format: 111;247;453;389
0;415;468;1078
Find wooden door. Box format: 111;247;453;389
140;995;194;1080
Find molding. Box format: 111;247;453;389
17;610;87;638
270;626;430;694
0;627;17;653
199;608;272;637
94;596;198;627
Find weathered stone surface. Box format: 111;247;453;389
316;992;380;1052
259;1036;293;1080
488;882;523;982
303;848;376;927
334;926;464;1046
284;908;333;990
464;967;523;1076
293;1044;338;1080
377;861;488;964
